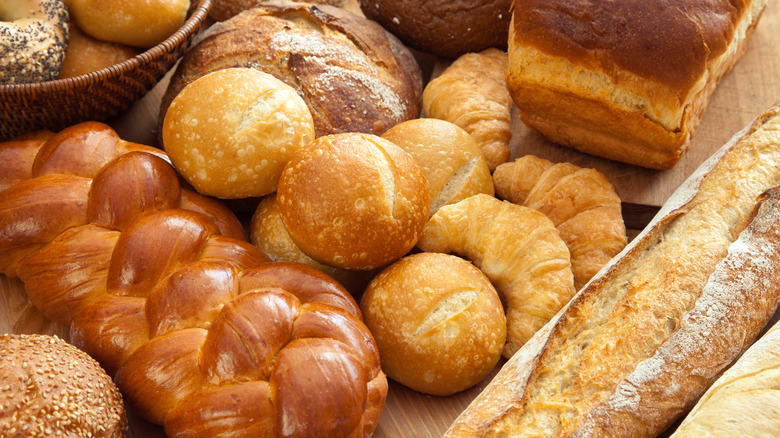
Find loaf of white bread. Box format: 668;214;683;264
507;0;769;169
669;316;780;437
445;101;780;437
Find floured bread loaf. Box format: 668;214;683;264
507;0;769;169
446;102;780;437
159;1;423;141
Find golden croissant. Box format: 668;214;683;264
423;48;513;171
417;194;575;358
493;155;627;290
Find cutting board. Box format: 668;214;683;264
2;1;780;437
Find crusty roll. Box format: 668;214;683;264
249;194;376;295
57;22;142;79
359;0;512;59
0;334;127;437
160;1;423;140
0;122;388;437
446;102;780;437
361;252;506;396
381;118;494;217
210;0;349;21
423;48;513;171
417;193;574;358
277;132;430;271
162;68;315;199
669;317;780;437
507;0;769;169
493;155;627;290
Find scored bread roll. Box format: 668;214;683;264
210;0;350;21
162;68;315;199
506;0;769;169
381;118;494;217
0;334;127;438
276;132;430;271
360;252;506;396
445;102;780;437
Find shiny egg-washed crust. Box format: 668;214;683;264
159;1;423;142
0;121;387;438
0;0;69;84
507;0;769;169
445;102;780;437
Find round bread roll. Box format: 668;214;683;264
57;22;142;79
359;0;512;59
65;0;190;48
0;334;127;437
160;2;423;140
249;194;376;294
381;118;495;217
162;67;315;199
276;132;430;271
0;0;69;84
360;252;506;396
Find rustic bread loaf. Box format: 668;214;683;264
445;102;780;437
159;1;423;141
210;0;349;21
0;121;388;437
507;0;769;169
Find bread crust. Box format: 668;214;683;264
507;0;769;169
445;102;780;437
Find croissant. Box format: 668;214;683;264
493;155;628;290
422;48;513;171
0;122;387;437
417;193;575;358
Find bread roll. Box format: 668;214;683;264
360;252;506;396
160;1;423;140
506;0;769;169
0;334;127;437
381;118;494;217
359;0;512;59
276;132;430;270
210;0;350;21
162;68;315;199
669;317;780;437
445;102;780;437
65;0;191;48
58;22;141;79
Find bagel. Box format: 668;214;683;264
0;0;69;84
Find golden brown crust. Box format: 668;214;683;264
57;22;141;79
445;102;780;437
160;1;423;141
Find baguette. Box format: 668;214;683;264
445;102;780;437
669;316;780;437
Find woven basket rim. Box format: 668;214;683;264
0;0;212;95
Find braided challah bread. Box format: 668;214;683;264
0;121;387;437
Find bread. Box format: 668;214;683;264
359;0;512;59
159;1;423;140
669;317;780;437
381;118;494;217
493;155;627;290
65;0;191;48
276;132;430;271
210;0;350;21
417;193;574;358
0;334;127;437
507;0;769;169
423;48;512;171
0;122;388;437
445;102;780;437
249;194;376;295
162;68;315;199
57;22;141;79
360;252;506;396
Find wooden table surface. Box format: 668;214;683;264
2;1;780;437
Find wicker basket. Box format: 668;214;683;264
0;0;212;142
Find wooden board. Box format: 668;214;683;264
2;2;780;437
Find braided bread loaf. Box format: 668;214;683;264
0;122;387;437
